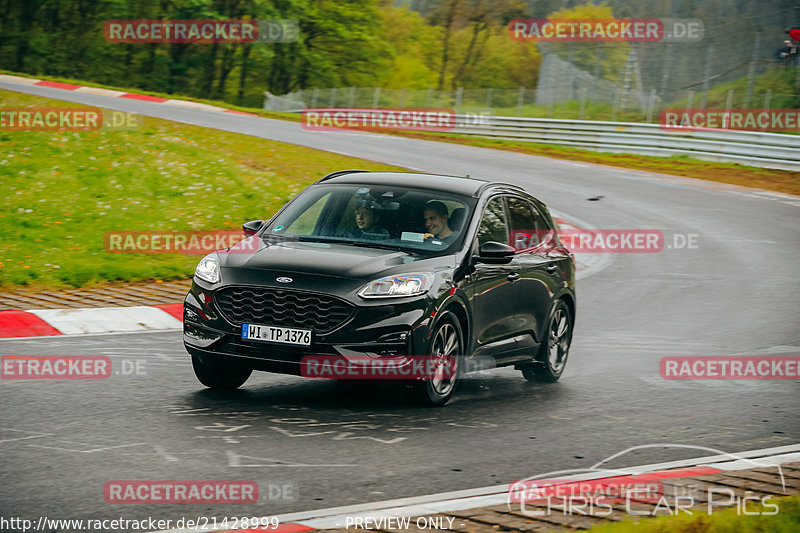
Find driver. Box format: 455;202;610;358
422;201;457;244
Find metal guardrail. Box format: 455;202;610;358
449;115;800;172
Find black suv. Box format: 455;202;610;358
184;171;576;406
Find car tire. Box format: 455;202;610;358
191;353;252;390
521;300;572;383
412;312;463;407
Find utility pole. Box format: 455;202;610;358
660;43;672;102
745;32;761;107
700;44;714;109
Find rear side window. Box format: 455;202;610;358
507;197;554;251
477;197;509;246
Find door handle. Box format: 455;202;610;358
545;264;559;272
507;272;521;282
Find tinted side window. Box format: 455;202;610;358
507;197;552;251
477;197;509;246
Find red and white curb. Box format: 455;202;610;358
0;304;183;338
148;443;800;532
0;74;257;116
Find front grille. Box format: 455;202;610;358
215;286;355;333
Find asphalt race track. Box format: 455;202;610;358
1;80;799;523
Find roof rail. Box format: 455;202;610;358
474;182;525;197
314;169;371;184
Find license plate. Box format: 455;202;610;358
241;323;311;346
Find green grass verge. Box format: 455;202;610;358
588;493;800;533
0;88;405;290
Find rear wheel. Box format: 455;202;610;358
191;353;252;390
521;300;572;382
412;313;463;407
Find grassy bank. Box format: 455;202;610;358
589;493;800;533
0;89;405;290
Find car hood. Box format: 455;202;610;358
219;236;434;280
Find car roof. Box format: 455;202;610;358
316;170;523;198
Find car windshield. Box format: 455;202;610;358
264;183;475;256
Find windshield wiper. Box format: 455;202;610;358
271;235;421;255
346;241;421;255
293;235;335;243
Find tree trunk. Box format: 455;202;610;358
215;45;237;100
436;0;461;90
237;44;252;104
451;20;485;91
202;42;219;97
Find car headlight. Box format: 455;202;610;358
358;273;435;298
195;253;220;283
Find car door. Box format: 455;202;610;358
467;196;523;359
506;196;569;352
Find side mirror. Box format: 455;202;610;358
474;241;516;264
242;220;266;236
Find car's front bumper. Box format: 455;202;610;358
183;279;434;375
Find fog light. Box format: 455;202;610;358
184;307;200;322
375;330;411;356
377;331;410;343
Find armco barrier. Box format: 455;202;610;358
449;115;800;171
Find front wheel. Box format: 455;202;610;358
521;300;572;382
412;313;463;407
191;353;252;390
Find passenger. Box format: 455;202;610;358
422;201;457;245
347;200;389;240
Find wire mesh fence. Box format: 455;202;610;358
266;5;799;125
266;83;797;124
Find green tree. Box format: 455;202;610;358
543;1;631;82
377;4;440;88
